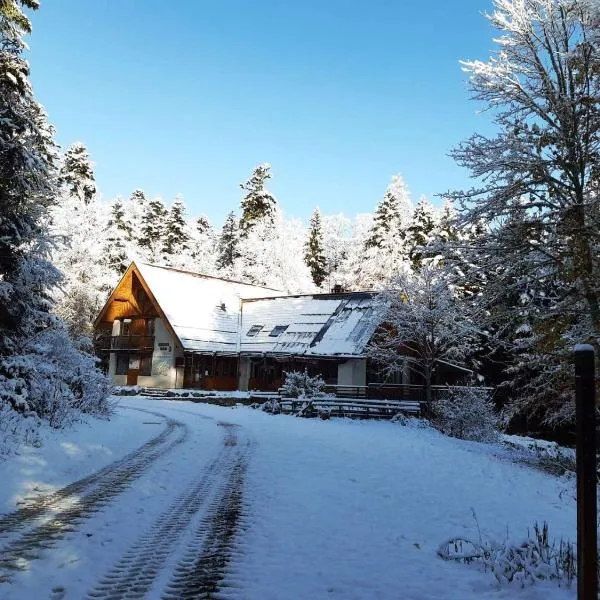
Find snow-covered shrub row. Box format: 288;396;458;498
431;386;500;442
390;413;432;429
438;519;575;589
280;370;330;399
502;435;576;477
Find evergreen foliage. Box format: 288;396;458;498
162;195;190;258
239;163;277;234
216;211;240;271
138;197;167;259
0;0;110;424
304;208;327;288
58;142;96;205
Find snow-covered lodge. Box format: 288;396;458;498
94;262;383;391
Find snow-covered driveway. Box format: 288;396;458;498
0;398;577;600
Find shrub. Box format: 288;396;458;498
438;515;575;589
432;386;500;442
261;399;281;414
280;370;328;399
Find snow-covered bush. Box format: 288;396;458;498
391;413;432;429
0;327;112;429
438;518;575;589
280;370;329;399
432;386;500;442
261;398;281;414
0;402;41;456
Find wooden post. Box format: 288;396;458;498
574;344;597;600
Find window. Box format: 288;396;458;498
121;319;131;336
116;353;129;375
269;325;289;337
146;318;155;337
246;325;264;337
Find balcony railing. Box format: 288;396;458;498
109;335;155;351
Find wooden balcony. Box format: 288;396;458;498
108;335;155;351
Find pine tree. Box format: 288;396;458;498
195;215;210;236
162;195;190;259
0;1;109;421
304;207;327;288
239;163;277;234
58;142;96;205
104;199;131;276
216;211;240;271
138;196;167;261
359;175;413;288
407;196;438;269
365;174;411;249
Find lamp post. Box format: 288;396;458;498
574;344;597;600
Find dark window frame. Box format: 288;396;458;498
269;325;289;337
246;325;264;337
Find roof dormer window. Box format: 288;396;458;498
246;325;264;337
269;325;289;337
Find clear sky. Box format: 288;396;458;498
28;1;497;225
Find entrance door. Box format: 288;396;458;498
127;355;140;386
127;369;139;386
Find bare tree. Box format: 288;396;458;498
368;265;480;404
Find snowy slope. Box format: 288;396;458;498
0;398;576;600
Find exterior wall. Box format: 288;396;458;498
238;357;251;391
337;358;367;386
143;318;179;388
108;321;121;384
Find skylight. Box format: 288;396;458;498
246;325;264;337
269;325;289;337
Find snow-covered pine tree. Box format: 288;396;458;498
57;142;96;205
51;144;111;339
216;211;240;272
446;0;600;425
190;215;216;274
162;195;190;261
304;207;327;288
437;200;458;245
104;198;132;276
0;0;109;423
359;174;413;288
365;174;412;249
239;163;277;234
406;196;438;269
138;196;167;262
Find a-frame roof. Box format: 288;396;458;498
95;262;381;357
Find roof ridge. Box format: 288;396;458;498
136;262;282;291
240;291;375;302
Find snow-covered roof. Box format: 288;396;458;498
136;263;280;353
239;293;378;357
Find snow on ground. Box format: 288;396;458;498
0;405;159;514
0;397;577;600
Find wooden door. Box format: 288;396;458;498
127;369;139;385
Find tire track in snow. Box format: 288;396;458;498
161;430;252;600
86;422;254;600
0;408;189;581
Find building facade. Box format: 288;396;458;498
94;263;381;391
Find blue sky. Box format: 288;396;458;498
29;1;496;225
